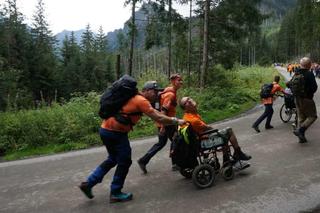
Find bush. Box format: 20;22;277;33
0;66;281;159
0;92;101;156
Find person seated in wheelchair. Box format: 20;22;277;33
284;83;295;109
179;97;251;169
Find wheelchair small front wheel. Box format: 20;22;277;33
280;104;292;123
179;168;193;179
222;166;234;181
192;164;215;189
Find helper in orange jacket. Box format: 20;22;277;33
252;75;286;133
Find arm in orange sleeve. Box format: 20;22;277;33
271;84;285;95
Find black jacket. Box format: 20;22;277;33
300;69;318;99
290;68;318;99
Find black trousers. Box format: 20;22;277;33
139;125;177;165
253;104;274;128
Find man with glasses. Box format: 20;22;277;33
179;96;251;167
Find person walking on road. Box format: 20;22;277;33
252;75;286;133
138;74;183;173
79;81;186;203
288;57;318;143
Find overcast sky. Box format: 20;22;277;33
0;0;191;34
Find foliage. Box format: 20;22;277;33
0;92;101;157
0;66;279;160
275;0;320;62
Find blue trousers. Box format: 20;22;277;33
253;104;274;127
87;128;132;194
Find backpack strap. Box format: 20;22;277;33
114;112;143;126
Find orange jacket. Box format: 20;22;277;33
262;82;284;105
101;94;154;133
157;86;177;128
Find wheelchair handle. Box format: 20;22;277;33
199;128;219;136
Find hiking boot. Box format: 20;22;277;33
110;192;133;203
137;160;147;174
233;150;252;161
233;161;250;171
171;164;180;171
265;125;274;129
293;129;307;143
298;138;307;143
79;182;94;199
252;125;260;133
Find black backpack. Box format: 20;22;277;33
171;125;199;169
260;83;273;99
290;71;305;97
98;75;138;120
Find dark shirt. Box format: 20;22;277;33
299;68;318;99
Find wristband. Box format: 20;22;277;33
172;117;178;125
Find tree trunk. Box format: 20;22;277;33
129;0;136;76
201;0;209;89
168;0;172;78
116;54;120;79
187;0;192;87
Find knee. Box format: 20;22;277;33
100;160;116;170
157;138;168;148
118;157;132;167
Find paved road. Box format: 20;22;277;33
0;67;319;213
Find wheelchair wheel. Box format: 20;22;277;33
192;164;215;189
222;166;234;181
280;104;292;123
179;168;193;179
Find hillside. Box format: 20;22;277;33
55;0;297;50
260;0;296;18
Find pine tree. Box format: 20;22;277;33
0;0;32;110
29;0;57;102
59;32;82;97
80;24;96;91
94;26;113;90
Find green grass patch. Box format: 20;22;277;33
0;65;280;161
3;142;91;161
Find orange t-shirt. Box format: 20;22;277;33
156;87;177;128
182;113;208;135
160;87;177;117
262;82;284;105
101;94;154;133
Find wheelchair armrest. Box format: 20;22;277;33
200;128;219;136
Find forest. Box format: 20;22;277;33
0;0;319;159
0;0;292;110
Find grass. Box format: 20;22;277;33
0;65;280;161
4;142;90;161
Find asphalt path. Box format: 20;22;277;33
0;67;319;213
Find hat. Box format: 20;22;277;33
142;81;160;91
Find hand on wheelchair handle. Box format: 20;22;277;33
177;119;187;126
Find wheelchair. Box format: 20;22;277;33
279;93;297;128
177;128;250;189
